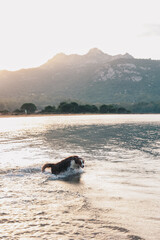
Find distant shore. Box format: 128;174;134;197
0;112;160;119
1;101;160;115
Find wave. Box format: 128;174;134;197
44;168;84;181
0;166;84;181
0;167;41;176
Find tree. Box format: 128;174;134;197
58;102;71;113
43;105;56;113
117;107;130;114
21;103;37;114
70;102;79;113
57;102;79;113
99;104;116;113
78;104;98;113
90;105;99;113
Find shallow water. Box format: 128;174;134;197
0;114;160;240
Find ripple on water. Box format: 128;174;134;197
0;115;160;240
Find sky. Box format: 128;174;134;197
0;0;160;70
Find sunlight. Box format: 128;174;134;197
0;0;160;70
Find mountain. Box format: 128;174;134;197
42;48;134;68
0;48;160;110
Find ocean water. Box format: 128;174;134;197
0;114;160;240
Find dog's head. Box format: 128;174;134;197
70;156;84;169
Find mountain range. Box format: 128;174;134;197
0;48;160;110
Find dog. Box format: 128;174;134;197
42;156;84;175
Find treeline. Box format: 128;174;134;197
40;102;130;114
9;102;130;115
2;101;160;115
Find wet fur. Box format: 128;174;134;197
42;156;84;175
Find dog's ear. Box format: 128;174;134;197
73;156;80;164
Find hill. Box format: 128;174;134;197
0;48;160;110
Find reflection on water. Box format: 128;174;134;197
59;173;82;184
0;114;160;240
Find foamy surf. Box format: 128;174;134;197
0;165;84;182
43;167;84;181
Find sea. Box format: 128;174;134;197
0;114;160;240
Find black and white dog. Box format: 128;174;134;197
42;156;84;175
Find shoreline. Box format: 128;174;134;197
1;112;160;119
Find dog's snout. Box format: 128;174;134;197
81;162;84;168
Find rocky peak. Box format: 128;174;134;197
123;53;134;59
85;48;112;63
87;48;105;56
42;48;134;69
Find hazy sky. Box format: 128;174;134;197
0;0;160;70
